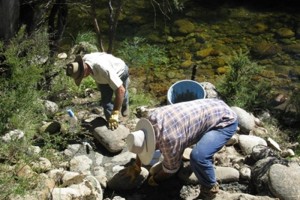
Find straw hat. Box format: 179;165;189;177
66;55;85;86
126;118;156;165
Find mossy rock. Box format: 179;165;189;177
216;66;229;74
173;19;195;35
196;47;214;59
182;52;192;60
251;41;282;58
276;28;295;38
181;60;194;69
248;22;268;34
210;57;226;68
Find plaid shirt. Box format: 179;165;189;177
148;99;237;173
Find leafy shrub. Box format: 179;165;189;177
0;27;51;135
75;31;98;46
216;50;272;111
116;37;169;86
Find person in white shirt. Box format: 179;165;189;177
66;52;130;130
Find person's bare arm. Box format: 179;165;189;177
113;85;125;111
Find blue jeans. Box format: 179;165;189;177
190;120;238;187
98;66;129;120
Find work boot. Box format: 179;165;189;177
197;183;219;199
121;104;130;117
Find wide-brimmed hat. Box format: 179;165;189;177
126;118;156;165
66;55;85;86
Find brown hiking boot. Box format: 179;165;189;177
197;183;219;199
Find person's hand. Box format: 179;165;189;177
119;163;141;183
148;163;174;187
109;110;119;130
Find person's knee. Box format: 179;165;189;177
190;148;208;166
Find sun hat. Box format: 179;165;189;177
66;55;85;86
126;118;156;165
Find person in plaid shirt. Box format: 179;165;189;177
126;98;238;198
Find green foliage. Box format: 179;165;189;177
172;0;185;10
75;31;98;45
0;167;38;198
117;37;169;86
129;88;159;109
80;76;98;91
216;50;272;111
48;62;80;101
117;37;169;67
0;27;50;135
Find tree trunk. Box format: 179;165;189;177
107;0;124;53
48;0;68;57
91;0;105;52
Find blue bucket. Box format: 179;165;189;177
167;80;206;105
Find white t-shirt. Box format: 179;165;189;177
83;52;126;90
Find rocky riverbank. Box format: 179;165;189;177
2;81;300;200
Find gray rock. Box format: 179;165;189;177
215;166;240;183
93;124;130;153
251;156;288;195
239;135;267;155
43;100;59;116
251;145;278;162
107;166;149;190
200;82;220;99
240;166;251;180
231;107;256;134
268;163;300;200
1;129;25;142
70;155;93;175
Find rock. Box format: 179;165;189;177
231;107;256;134
107;166;149;190
225;134;239;146
16;164;37;178
57;52;67;59
69;155;93;175
31;157;52;172
266;137;282;152
239;135;267;155
1;129;25;142
280;149;295;158
251;41;282;58
52;177;103;200
43;100;59;116
173;19;195;35
240;166;251;180
39;121;61;134
27;145;42;155
61;171;85;187
248;22;268;34
251;156;289;195
85;175;103;199
93;124;130;153
276;28;295;38
200;82;220;99
251;145;277;161
268;163;300;200
215;166;240;183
